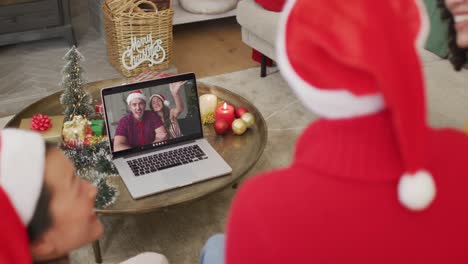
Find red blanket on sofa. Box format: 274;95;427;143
251;0;287;66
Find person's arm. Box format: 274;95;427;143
226;179;272;264
154;126;168;142
114;135;130;151
114;117;131;151
169;81;187;120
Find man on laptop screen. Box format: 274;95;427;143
114;90;167;151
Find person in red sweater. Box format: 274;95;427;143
220;0;468;263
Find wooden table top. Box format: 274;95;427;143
6;78;268;215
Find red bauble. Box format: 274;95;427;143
235;107;249;118
214;119;229;135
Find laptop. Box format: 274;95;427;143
101;72;232;199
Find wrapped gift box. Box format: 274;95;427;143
91;119;105;136
19;115;65;143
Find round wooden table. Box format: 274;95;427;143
6;78;268;263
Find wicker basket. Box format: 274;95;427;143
103;0;174;77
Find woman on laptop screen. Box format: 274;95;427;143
149;80;187;139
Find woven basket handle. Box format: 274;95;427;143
128;0;158;14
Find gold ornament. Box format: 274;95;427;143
201;112;216;125
62;115;89;142
241;112;255;128
232;119;247;135
88;135;106;145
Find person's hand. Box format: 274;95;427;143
120;252;169;264
169;80;187;96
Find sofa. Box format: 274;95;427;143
236;0;281;77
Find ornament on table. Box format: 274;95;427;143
214;119;230;135
87;135;107;146
232;118;247;135
19;115;65;143
84;127;93;145
235;106;249;118
95;101;104;114
30;114;52;131
62;115;89;143
199;94;218;125
241;112;255;128
215;102;235;126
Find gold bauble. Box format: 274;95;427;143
232;119;247;135
241;112;255;128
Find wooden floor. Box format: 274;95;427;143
172;17;258;78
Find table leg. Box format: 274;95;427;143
261;54;267;78
92;240;102;263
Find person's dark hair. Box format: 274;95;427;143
27;142;56;242
150;96;172;137
437;0;468;71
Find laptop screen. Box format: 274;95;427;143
101;73;203;156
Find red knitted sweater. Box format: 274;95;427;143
226;110;468;263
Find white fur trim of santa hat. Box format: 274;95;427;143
150;94;170;107
0;129;45;226
126;90;147;105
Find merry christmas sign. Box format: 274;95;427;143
121;33;166;70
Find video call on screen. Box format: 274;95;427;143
103;79;202;152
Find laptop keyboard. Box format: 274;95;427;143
126;145;208;176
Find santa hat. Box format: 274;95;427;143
0;128;45;225
0;187;33;263
126;90;147;105
277;0;435;211
149;94;170;107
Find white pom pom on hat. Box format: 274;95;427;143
150;94;170;107
0;129;45;225
127;90;147;105
398;170;436;211
277;0;436;211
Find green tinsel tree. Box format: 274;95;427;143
59;46;94;122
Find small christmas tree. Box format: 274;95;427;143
60;46;94;121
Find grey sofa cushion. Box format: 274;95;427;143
236;0;280;46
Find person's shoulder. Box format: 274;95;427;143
428;128;468;175
118;113;131;124
428;128;468;156
144;110;158;118
232;167;302;208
